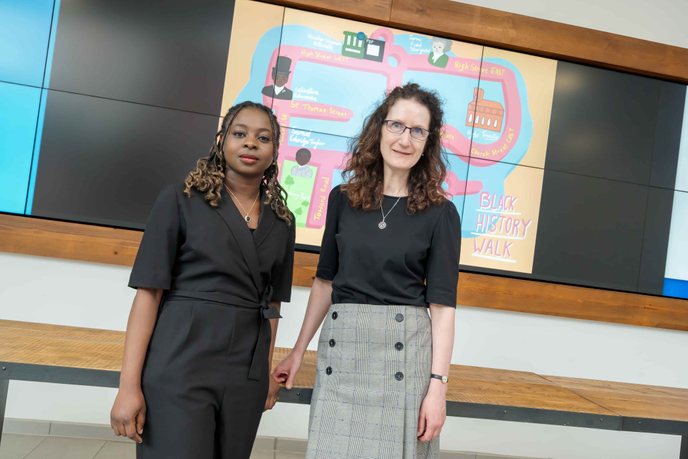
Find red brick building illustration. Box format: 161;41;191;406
466;88;504;132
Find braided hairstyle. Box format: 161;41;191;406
184;101;292;224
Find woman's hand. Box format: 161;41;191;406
111;288;161;444
111;386;146;443
264;374;281;411
417;380;447;442
272;349;304;390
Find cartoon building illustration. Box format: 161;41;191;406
466;88;504;132
364;38;385;62
342;31;366;59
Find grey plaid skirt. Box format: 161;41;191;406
306;304;439;459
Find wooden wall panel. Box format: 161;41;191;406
0;214;141;267
457;273;688;332
293;251;319;287
3;214;686;332
264;0;392;23
389;0;688;82
266;0;688;83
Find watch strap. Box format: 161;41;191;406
430;373;448;383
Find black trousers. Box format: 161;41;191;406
137;299;270;459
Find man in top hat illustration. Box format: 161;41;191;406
262;56;293;100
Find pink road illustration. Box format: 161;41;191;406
264;28;522;228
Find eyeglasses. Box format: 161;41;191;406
383;120;430;141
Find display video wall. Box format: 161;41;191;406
664;95;688;299
1;0;686;299
222;4;557;275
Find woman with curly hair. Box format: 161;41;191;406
110;101;295;459
274;83;461;459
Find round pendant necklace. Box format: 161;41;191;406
224;184;259;223
378;196;402;229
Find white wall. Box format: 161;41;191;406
1;251;685;458
456;0;688;49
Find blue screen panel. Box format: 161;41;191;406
663;278;688;299
663;175;688;298
0;82;42;214
0;0;55;87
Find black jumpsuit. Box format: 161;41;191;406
128;184;295;459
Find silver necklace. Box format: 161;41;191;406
378;196;402;229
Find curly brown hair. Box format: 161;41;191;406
342;83;448;214
184;101;292;224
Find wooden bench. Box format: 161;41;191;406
1;319;687;457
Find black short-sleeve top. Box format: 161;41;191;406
129;184;295;304
316;185;461;308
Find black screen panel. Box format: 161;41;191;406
48;0;235;115
637;187;675;295
649;82;686;189
545;62;661;185
31;90;219;228
532;170;648;291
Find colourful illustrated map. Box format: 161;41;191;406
222;2;557;274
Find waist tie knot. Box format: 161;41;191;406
260;284;280;320
164;289;280;381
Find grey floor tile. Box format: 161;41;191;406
0;434;46;459
252;436;276;451
476;455;535;459
2;420;50;436
24;437;105;459
274;453;306;459
249;451;275;459
92;442;135;459
275;438;307;453
50;423;125;442
440;451;477;459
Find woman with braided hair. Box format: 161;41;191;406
111;101;295;459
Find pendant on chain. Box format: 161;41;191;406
245;216;251;222
378;196;400;230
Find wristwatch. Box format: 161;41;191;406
430;373;448;384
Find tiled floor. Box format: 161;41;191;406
0;434;546;459
0;436;283;459
0;435;125;459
